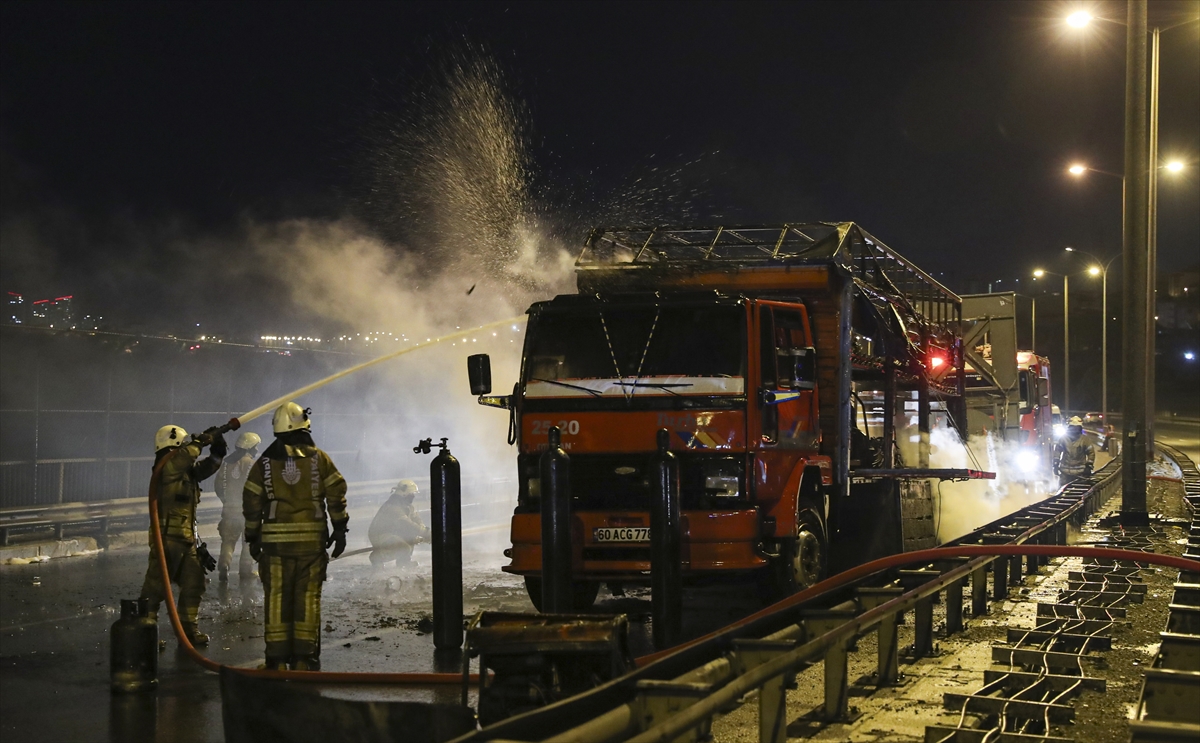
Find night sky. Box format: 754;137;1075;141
1;1;1197;329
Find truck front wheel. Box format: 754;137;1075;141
524;576;601;612
763;508;827;603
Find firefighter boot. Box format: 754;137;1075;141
291;655;321;672
258;657;286;670
181;624;209;646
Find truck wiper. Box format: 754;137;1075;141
529;378;602;397
623;381;694;397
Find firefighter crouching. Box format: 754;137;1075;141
1054;416;1096;485
368;479;431;569
139;424;224;645
215;431;261;582
243;402;348;671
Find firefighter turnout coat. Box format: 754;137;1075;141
242;442;347;662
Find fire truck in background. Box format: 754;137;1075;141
469;223;984;610
961;293;1057;482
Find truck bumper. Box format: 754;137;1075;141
502;509;768;579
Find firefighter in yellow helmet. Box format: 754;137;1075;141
214;431;262;582
368;479;431;569
1053;416;1096;485
139;423;225;645
243;402;348;671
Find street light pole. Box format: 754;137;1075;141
1033;268;1075;413
1063;273;1070;413
1147;26;1159;452
1066;248;1121;425
1031;296;1036;353
1121;0;1149;522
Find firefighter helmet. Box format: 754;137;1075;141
154;425;188;452
272;402;312;434
235;432;262;451
1068;416;1084;427
392;479;419;497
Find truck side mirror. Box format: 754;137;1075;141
467;354;492;396
791;347;816;390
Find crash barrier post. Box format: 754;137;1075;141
428;438;464;650
650;428;682;650
541;426;573;613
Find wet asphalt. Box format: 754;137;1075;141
0;510;765;743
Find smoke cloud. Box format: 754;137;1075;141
897;424;1055;543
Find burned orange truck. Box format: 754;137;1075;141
469;223;973;609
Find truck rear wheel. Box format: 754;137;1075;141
523;576;601;613
763;508;827;603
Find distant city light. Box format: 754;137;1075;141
1185;351;1195;361
1066;11;1093;28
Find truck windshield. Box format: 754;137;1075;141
524;305;746;398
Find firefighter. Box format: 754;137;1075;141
214;431;262;582
243;402;348;671
368;479;431;569
1053;416;1096;485
139;424;224;645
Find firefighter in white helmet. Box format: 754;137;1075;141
368;479;431;569
139;423;225;645
214;431;262;582
1053;416;1096;485
242;402;348;671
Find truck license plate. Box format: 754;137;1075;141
593;527;650;543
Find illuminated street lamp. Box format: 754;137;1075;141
1066;11;1093;28
1064;247;1121;425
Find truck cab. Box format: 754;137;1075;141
471;224;966;610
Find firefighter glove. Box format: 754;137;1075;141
327;521;348;558
208;431;228;459
196;541;217;572
247;533;262;561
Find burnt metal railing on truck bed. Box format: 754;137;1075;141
577;223;960;333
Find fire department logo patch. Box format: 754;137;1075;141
281;458;301;485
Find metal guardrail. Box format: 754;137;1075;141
1131;443;1200;742
0;449;411;509
0;476;517;547
454;460;1124;743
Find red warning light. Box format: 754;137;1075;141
929;355;945;369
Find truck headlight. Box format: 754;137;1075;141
702;458;742;500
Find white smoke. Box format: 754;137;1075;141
897;422;1055;543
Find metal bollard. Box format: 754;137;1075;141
427;438;464;649
650;428;682;650
540;426;573;613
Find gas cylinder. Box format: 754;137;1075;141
110;598;157;693
430;438;463;650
